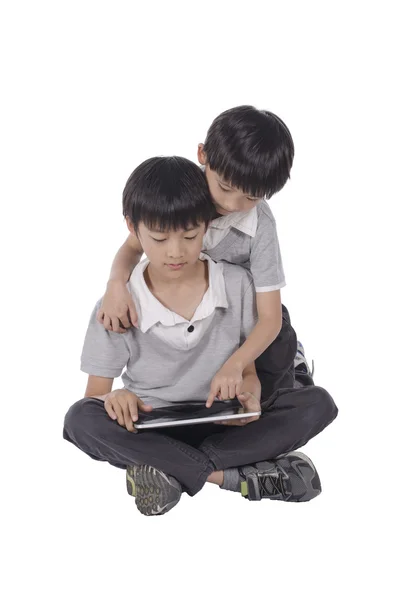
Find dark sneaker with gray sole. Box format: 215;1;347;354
126;464;182;516
239;451;321;502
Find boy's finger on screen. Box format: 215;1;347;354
206;392;216;408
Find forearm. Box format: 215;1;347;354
84;375;114;398
228;317;281;371
108;237;143;284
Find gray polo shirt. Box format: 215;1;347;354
81;261;257;408
202;200;286;293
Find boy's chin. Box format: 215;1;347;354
214;203;237;215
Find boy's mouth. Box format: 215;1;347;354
166;263;186;270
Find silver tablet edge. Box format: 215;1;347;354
134;410;262;430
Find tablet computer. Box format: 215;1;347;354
134;398;261;430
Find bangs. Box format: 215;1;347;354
134;195;215;233
207;145;293;200
123;156;215;232
212;159;277;199
204;106;294;199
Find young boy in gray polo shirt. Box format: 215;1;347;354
63;157;338;517
96;106;313;405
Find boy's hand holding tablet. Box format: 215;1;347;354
102;389;153;433
219;391;261;427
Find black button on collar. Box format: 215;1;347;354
187;325;194;333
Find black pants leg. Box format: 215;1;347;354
199;386;338;471
255;304;298;401
64;385;337;497
63;398;215;497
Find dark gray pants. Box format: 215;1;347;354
63;385;338;497
255;304;298;401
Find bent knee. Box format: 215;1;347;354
308;386;338;424
63;397;99;436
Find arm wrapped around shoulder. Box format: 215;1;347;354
81;299;131;379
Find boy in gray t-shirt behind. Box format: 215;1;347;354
63;157;338;517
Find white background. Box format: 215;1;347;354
1;1;396;598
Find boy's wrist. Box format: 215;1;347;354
241;374;261;397
107;277;128;287
225;356;245;371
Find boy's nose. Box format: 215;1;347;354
167;244;184;259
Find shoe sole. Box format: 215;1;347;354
133;465;182;516
126;467;136;497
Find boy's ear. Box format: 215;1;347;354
125;217;135;236
197;143;207;166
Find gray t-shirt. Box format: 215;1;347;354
203;200;286;293
81;262;257;408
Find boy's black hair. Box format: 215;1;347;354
123;156;216;233
203;105;294;199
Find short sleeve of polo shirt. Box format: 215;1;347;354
250;202;286;293
80;299;130;378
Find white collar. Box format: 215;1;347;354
129;254;229;333
210;204;258;237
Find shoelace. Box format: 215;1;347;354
258;471;287;498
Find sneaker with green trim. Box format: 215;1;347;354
239;451;321;502
126;465;182;516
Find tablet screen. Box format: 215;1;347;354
135;398;251;429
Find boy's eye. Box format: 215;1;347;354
219;184;231;192
151;235;197;242
247;197;260;202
